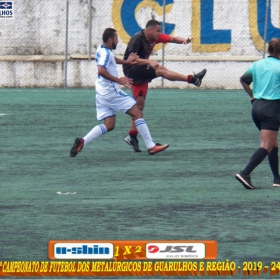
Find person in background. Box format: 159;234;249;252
236;38;280;189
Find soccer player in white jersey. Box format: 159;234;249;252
70;28;169;157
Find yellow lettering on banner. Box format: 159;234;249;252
104;262;110;272
60;262;66;272
192;262;198;271
91;261;100;272
154;261;198;272
123;246;132;255
90;261;142;272
122;262;128;272
6;261;13;273
2;262;7;273
49;262;76;273
199;261;205;271
136;262;142;271
206;260;236;276
49;261;56;272
114;246;120;257
77;261;90;272
39;261;48;272
143;261;153;271
206;261;212;271
0;260;255;276
2;261;40;273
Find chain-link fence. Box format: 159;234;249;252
0;0;276;89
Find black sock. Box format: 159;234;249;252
268;147;279;178
243;148;268;175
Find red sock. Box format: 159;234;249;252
129;130;138;138
187;75;194;83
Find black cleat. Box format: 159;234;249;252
235;171;255;189
273;177;280;187
124;135;142;152
192;69;207;87
70;138;84;157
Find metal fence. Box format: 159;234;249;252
0;0;275;89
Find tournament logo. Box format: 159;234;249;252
53;243;113;259
0;2;13;19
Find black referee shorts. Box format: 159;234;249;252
124;65;157;84
252;99;280;131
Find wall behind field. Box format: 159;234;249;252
0;0;279;89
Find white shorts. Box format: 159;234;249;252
95;89;136;121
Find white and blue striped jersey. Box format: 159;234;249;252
95;45;119;95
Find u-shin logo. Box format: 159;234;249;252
54;243;113;259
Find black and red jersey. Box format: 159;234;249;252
123;30;171;64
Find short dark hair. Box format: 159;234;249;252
268;38;280;57
145;20;161;29
102;28;116;43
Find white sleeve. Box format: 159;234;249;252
96;48;111;69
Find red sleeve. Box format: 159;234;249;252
156;33;172;44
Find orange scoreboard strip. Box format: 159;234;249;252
48;240;217;260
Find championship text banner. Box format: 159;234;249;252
1;260;280;277
5;240;279;277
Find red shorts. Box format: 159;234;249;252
131;83;148;99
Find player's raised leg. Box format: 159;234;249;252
155;66;207;87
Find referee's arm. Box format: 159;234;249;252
240;72;255;104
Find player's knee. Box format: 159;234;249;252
266;146;274;153
105;124;115;132
156;65;167;76
260;143;274;153
127;104;143;119
136;97;145;111
157;65;166;71
137;103;145;111
131;110;143;120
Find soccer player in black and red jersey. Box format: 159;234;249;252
123;19;207;152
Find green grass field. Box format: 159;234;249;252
1;88;280;278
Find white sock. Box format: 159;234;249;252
135;118;155;149
83;124;107;146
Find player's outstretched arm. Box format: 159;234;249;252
170;36;192;44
